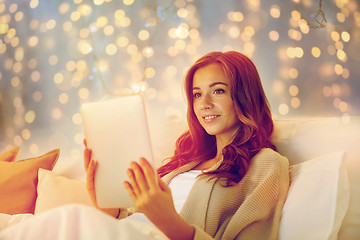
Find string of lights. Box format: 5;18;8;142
0;0;358;158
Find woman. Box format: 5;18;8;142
85;51;290;240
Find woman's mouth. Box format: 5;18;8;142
203;115;220;123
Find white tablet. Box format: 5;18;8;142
81;95;153;208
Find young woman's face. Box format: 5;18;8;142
192;63;240;142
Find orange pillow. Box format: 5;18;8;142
0;149;60;214
0;147;19;162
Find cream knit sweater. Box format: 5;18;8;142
162;148;290;240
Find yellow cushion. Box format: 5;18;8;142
0;149;60;214
0;147;19;162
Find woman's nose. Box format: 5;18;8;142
200;94;213;110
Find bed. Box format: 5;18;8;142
0;116;359;239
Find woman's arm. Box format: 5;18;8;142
124;158;195;240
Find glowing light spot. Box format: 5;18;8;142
11;76;20;87
270;5;281;18
279;104;289;115
78;4;92;16
29;144;39;154
78;88;90;99
74;133;84;144
30;71;40;82
21;129;31;140
168;28;177;39
28;36;39;47
341;31;350;42
52;108;62;120
63;21;73;32
104;25;114;36
94;0;105;6
291;97;301;108
189;29;199;39
145;67;155;78
72;113;82;125
66;61;76;71
269;30;279;41
146;88;157;100
177;8;188;18
59;2;70;14
96;16;108;28
311;47;321;58
79;28;90;38
25;110;36;123
29;0;39;9
70;11;81;22
287;47;296;58
49;55;58;66
33;91;42;102
59;93;69;104
76;60;87;71
289;68;299;79
15;12;24;22
97;59;109;71
288;29;302;41
143;47;154;57
176;24;189;39
337;12;345;23
127;44;138;55
228;27;240;38
337;49;347;62
114;9;125;19
291;10;301;21
227;11;244;22
339;101;348;112
54;72;64;84
13;135;23;146
123;0;134;5
289;85;299;96
116;36;129;47
138;30;150;41
13;62;22;73
295;47;304;58
105;43;118;55
331;31;340;42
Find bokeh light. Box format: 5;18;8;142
0;0;358;158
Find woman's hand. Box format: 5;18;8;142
124;158;194;240
83;139;120;218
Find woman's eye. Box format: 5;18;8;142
214;89;225;94
193;92;201;98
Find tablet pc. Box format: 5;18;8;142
81;95;153;208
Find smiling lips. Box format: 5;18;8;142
203;114;220;123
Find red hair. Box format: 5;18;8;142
157;51;275;185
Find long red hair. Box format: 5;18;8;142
157;51;275;185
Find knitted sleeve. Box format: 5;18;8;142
191;148;290;240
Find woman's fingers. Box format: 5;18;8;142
83;139;91;171
139;157;158;189
86;159;98;206
129;161;149;192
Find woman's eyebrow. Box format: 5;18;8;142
192;82;228;91
209;82;228;88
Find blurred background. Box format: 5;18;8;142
0;0;359;160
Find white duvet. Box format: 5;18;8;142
0;204;167;240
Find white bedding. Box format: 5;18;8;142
0;204;167;240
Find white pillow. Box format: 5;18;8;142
279;151;350;240
35;169;94;214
